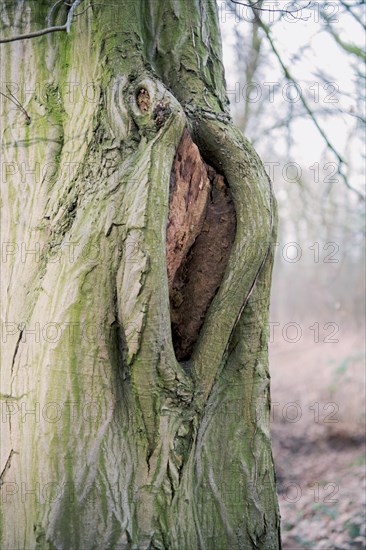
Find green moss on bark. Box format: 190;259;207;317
0;1;280;548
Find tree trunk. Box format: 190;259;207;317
0;1;280;548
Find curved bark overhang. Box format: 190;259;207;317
140;0;275;402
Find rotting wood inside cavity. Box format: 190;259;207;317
137;88;150;112
167;129;236;362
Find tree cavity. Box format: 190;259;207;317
166;129;236;362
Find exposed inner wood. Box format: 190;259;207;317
137;87;150;112
167;129;236;362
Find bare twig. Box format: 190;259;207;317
253;12;365;201
47;0;64;27
74;3;106;17
0;25;68;43
230;0;312;20
336;108;366;125
0;88;31;124
339;0;366;31
321;17;366;62
74;4;93;17
0;450;18;487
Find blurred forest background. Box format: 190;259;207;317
219;1;365;548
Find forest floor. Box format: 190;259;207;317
270;327;365;550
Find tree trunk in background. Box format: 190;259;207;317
0;1;280;548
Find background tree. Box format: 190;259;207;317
0;1;280;548
221;0;365;326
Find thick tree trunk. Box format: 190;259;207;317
0;1;280;548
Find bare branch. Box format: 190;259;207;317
336;108;366;125
74;3;107;17
0;25;67;44
74;5;94;17
47;0;64;27
230;0;312;20
321;17;366;62
66;0;83;32
339;0;366;31
0;89;31;124
253;12;365;201
0;0;83;44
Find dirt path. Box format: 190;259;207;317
269;328;365;549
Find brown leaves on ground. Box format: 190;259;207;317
270;331;366;549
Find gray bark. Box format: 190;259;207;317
0;1;280;548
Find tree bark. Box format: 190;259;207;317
0;1;280;548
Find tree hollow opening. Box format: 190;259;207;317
166;129;236;362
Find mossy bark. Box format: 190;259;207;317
0;1;280;548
